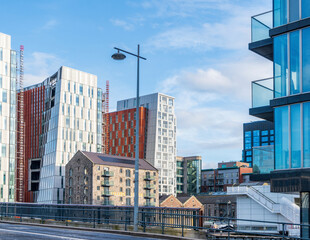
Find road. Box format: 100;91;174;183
0;223;162;240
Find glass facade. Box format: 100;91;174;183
274;34;288;98
275;106;289;169
253;145;274;173
302;27;310;92
274;0;310;27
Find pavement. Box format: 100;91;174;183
0;222;163;240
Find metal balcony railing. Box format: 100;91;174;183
101;180;114;186
144;175;155;181
102;171;114;177
143;184;155;189
144;193;155;198
252;77;273;108
251;10;273;42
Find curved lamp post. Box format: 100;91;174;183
112;45;146;232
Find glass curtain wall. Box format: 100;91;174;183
276;102;310;169
274;0;310;27
275;106;289;169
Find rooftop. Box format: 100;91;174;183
80;151;157;171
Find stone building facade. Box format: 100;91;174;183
65;151;159;206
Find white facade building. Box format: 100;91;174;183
117;93;177;196
27;66;103;204
0;33;17;202
227;184;300;237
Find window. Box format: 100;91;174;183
261;136;268;142
126;198;131;205
126;169;131;177
275;106;289;169
126;188;131;196
76;96;79;106
69;168;72;177
69;178;73;186
261;130;268;136
2;90;7;103
274;0;287;27
126;179;131;186
79;85;83;95
274;34;288;97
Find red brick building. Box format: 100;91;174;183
201;161;253;193
16;85;45;202
107;107;147;159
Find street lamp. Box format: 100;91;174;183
112;45;146;232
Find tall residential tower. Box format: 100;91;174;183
117;93;177;196
0;33;17;202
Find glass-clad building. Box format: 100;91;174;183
176;156;202;195
249;0;310;237
242;120;274;167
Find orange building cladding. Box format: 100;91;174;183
107;107;147;159
16;86;45;202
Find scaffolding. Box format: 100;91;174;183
102;80;109;154
16;45;25;202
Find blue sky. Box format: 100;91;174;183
0;0;273;168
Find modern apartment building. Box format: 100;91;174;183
65;151;159;207
0;33;17;202
242;120;274;167
201;161;252;193
249;0;310;237
176;156;202;195
117;93;177;196
17;66;103;204
107;107;147;159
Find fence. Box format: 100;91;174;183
0;202;308;239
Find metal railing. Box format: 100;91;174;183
0;202;308;239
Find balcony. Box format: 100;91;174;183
143;184;155;189
101;190;113;196
145;202;156;207
144;175;155;181
102;200;114;206
249;10;273;61
101;180;114;186
249;78;274;121
102;171;114;177
144;193;156;198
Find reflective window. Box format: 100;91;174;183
261;130;268;136
290;31;300;94
245;137;251;144
303;27;310;92
275;106;289;169
2;90;7;103
291;104;301;168
262;136;269;142
302;0;310;19
253;130;260;137
245;131;251;137
0;75;2;88
304;102;310;167
274;0;287;27
245;143;251;150
274;34;288;97
253;136;260;143
289;0;299;22
0;48;2;61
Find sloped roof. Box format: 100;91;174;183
80;151;157;171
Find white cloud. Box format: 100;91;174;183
110;19;134;31
42;19;58;30
24;52;64;87
158;54;272;166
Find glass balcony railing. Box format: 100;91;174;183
251;10;273;42
253;145;274;174
252;77;274;108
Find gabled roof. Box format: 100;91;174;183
80;151;157;171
